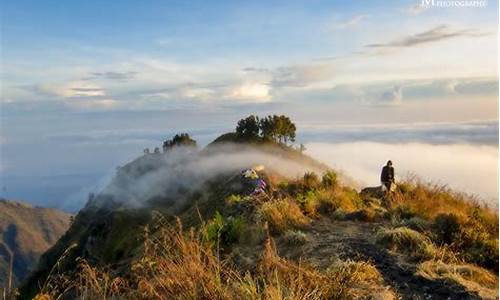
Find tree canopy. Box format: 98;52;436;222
235;114;296;145
163;133;197;152
235;115;260;140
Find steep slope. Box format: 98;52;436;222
19;141;498;300
0;199;72;289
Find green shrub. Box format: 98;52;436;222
203;211;245;248
296;190;319;216
400;216;430;232
225;194;248;205
432;213;461;245
316;193;337;215
322;171;337;188
461;237;499;271
392;205;417;220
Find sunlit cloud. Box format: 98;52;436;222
39;81;105;98
229;82;271;102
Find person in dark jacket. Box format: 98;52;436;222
380;160;395;191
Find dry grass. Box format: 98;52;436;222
376;227;436;260
296;188;362;219
417;261;499;299
391;179;498;271
394;180;496;224
33;218;383;300
259;199;310;234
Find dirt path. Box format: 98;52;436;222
278;219;481;300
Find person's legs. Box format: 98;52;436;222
382;181;393;208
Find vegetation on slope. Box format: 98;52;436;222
26;167;498;299
17;115;499;299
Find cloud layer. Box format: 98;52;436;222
366;24;489;48
306;142;498;206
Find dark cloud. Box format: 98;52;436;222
366;24;489;48
379;86;403;105
86;71;137;80
242;67;270;73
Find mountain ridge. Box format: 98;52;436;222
0;198;72;292
17;130;499;299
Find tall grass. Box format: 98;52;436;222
389;179;498;271
394;179;496;224
259;199;310;234
34;217;381;300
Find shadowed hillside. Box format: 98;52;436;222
0;199;72;292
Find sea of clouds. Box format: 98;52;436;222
306;141;498;208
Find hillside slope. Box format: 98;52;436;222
19;141;499;300
0;199;72;289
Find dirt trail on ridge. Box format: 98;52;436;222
278;219;481;300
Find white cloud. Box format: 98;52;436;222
40;81;105;98
331;14;368;30
229;82;271;102
306;142;499;206
366;24;489;48
179;86;215;100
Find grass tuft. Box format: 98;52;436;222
259;199;310;234
376;226;436;260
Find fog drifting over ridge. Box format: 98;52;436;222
1;120;497;212
306;142;498;207
97;144;328;208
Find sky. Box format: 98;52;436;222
0;0;498;211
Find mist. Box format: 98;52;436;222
96;144;327;208
305;142;498;207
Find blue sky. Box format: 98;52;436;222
1;0;498;210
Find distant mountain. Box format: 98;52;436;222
0;199;72;289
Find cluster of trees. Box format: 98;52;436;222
142;114;298;156
144;133;197;155
163;133;197;152
236;114;296;144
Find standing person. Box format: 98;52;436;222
380;160;395;192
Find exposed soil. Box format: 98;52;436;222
277;219;482;300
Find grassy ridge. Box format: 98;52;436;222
19;140;498;299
